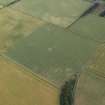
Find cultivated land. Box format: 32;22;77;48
0;8;44;53
0;0;105;105
88;44;105;77
0;56;59;105
6;24;98;86
75;44;105;105
70;14;105;43
10;0;90;27
0;0;16;6
75;69;105;105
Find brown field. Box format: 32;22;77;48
0;56;59;105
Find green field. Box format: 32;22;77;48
0;0;16;6
10;0;90;27
6;24;98;86
70;15;105;43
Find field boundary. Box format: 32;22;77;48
1;54;59;90
0;0;21;10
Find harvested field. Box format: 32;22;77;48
0;56;59;105
88;44;105;77
75;69;105;105
75;44;105;105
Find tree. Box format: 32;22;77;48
60;74;78;105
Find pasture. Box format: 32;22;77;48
70;15;105;43
6;24;98;86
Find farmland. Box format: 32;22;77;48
6;24;98;86
0;7;44;53
70;14;105;43
0;0;16;6
88;44;105;77
74;44;105;105
0;0;105;105
10;0;90;27
75;69;105;105
0;56;59;105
